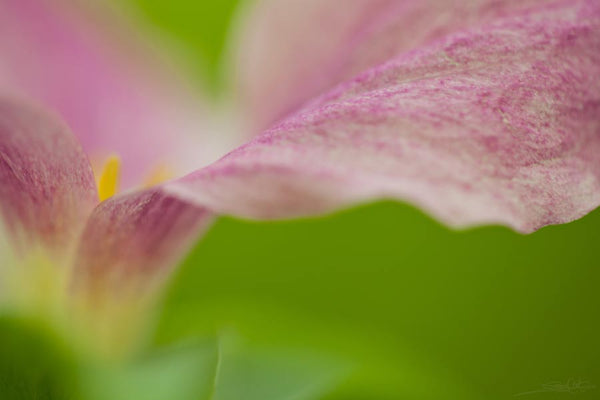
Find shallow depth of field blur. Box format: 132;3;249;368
1;1;599;400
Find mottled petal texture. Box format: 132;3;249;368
172;0;600;233
0;97;97;253
233;0;559;135
72;188;212;294
0;0;217;188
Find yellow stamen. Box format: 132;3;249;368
97;155;121;201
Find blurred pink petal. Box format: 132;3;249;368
0;0;218;188
72;188;211;294
171;0;600;233
0;95;209;297
233;0;559;135
0;97;97;254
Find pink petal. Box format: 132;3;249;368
232;0;559;135
171;0;600;233
0;97;97;254
0;0;219;188
72;188;212;294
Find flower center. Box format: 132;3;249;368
97;154;121;201
94;155;175;202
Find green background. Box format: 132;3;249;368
3;1;598;399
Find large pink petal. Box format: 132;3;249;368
171;0;600;233
0;97;97;255
232;0;558;136
72;188;212;295
0;0;219;188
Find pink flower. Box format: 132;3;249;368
1;0;599;302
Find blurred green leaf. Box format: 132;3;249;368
80;340;218;400
0;315;79;400
80;334;346;400
210;333;349;400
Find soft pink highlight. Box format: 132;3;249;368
0;0;211;187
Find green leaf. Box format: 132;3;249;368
80;334;346;400
80;340;218;400
209;333;349;400
0;315;79;400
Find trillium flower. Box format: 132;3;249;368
0;0;599;353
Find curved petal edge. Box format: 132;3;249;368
171;0;600;233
